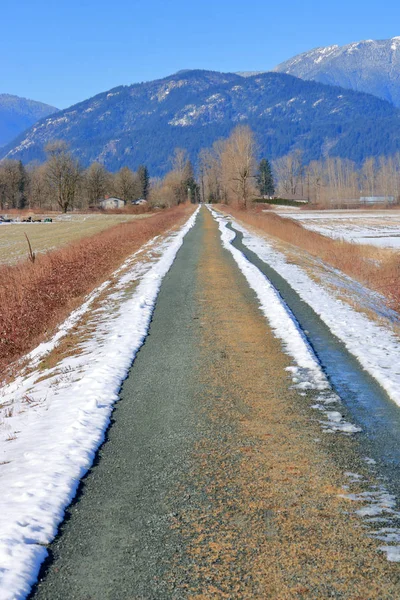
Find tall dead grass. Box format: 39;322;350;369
0;205;195;371
222;206;400;311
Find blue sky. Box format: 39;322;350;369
2;0;400;109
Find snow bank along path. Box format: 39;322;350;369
0;208;199;600
215;210;400;410
210;209;342;404
210;207;400;561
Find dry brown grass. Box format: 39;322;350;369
220;205;400;311
0;204;195;371
0;213;153;266
98;204;152;215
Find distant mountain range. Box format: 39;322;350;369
0;94;57;148
274;37;400;107
2;70;400;175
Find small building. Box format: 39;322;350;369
99;197;125;209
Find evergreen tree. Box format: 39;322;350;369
17;161;27;209
182;160;199;203
137;165;149;199
256;158;275;197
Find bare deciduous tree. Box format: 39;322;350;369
84;162;110;206
221;126;257;208
273;150;304;197
0;160;27;209
113;166;140;202
45;141;82;213
27;163;50;209
273;153;400;206
199;147;221;203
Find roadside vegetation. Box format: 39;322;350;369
0;204;195;373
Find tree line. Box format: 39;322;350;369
198;126;274;207
3;125;399;212
0;141;150;212
197;127;400;206
273;151;400;205
0;128;276;212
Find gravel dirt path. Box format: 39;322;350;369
30;208;400;599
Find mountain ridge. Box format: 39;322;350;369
0;94;58;148
2;69;400;175
274;37;400;107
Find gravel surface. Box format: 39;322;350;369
30;208;400;599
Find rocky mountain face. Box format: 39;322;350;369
2;70;400;175
0;94;57;147
274;37;400;107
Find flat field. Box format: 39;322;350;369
0;213;151;265
278;209;400;248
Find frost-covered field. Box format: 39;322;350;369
278;210;400;248
0;213;151;265
0;209;198;600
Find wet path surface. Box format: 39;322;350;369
229;223;400;497
30;208;400;599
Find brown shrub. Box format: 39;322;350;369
0;205;195;371
92;204;152;215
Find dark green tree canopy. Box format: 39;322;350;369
256;158;275;197
183;160;199;203
137;164;149;199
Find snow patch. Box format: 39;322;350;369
229;216;400;409
209;207;359;436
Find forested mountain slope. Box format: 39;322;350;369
274;37;400;107
2;70;400;174
0;94;57;147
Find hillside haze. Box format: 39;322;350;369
2;70;400;174
274;37;400;107
0;94;58;147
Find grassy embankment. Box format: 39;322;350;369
0;205;195;373
222;206;400;311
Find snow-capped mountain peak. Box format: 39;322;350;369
274;37;400;107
